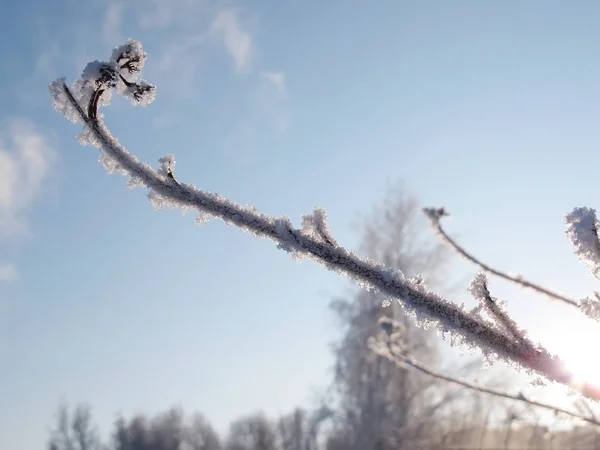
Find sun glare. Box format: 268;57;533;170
545;319;600;388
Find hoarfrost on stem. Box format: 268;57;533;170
566;207;600;279
579;292;600;321
48;39;600;401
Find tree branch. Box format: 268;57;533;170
369;323;600;428
49;40;600;402
423;208;578;307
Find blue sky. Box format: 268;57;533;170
4;0;600;448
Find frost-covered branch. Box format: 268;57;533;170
423;207;578;307
566;207;600;280
467;273;532;348
425;207;600;325
370;317;600;427
49;40;600;401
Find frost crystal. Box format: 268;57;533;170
579;292;600;321
82;60;118;88
196;213;210;226
565;207;600;279
111;40;146;77
467;272;529;346
77;125;101;147
275;218;297;253
98;153;126;176
48;78;84;124
158;154;176;179
467;272;491;302
301;207;337;247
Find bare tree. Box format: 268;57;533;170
48;404;225;450
275;407;333;450
327;187;466;450
48;404;104;450
183;413;222;450
225;413;277;450
112;408;186;450
276;409;307;450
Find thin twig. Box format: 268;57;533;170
476;275;534;349
370;338;600;428
423;208;578;307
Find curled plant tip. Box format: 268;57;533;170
112;40;146;76
49;39;155;121
301;207;337;247
565;207;600;279
120;79;156;106
579;292;600;321
82;61;118;88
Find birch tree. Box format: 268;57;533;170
327;187;466;450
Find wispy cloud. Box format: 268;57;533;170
151;33;207;97
258;71;289;132
261;71;286;95
102;1;124;44
139;0;177;29
0;263;17;283
139;0;206;29
0;119;56;236
35;48;57;79
221;70;290;157
210;9;253;73
152;113;174;129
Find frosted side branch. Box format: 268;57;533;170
423;208;578;307
370;317;600;427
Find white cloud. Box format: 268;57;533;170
0;263;17;283
35;50;55;78
102;1;124;44
261;71;286;96
152;33;207;97
221;70;290;155
210;9;253;73
0;119;56;236
258;71;289;132
139;0;205;29
152;113;174;129
139;0;176;29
